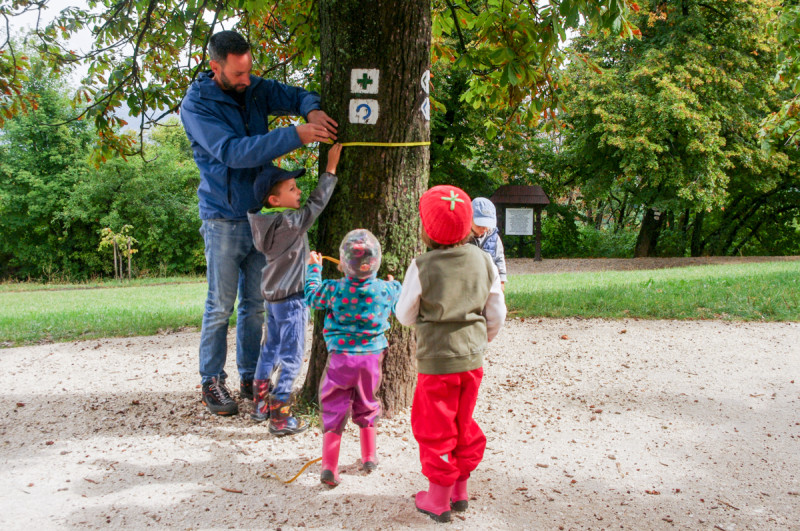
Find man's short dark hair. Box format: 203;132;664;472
208;31;251;63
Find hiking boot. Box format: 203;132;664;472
201;377;239;416
250;379;271;422
268;395;307;436
240;378;254;400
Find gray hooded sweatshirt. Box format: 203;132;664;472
247;173;337;302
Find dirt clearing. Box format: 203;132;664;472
2;316;798;529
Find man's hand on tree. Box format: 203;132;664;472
296;123;333;145
307;110;338;138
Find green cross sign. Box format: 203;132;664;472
441;190;464;211
356;73;373;90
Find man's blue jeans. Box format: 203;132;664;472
255;293;307;401
199;219;266;385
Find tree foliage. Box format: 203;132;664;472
0;0;640;160
760;1;800;149
0;54;95;279
558;0;799;256
0;57;204;280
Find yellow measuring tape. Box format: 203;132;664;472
323;139;430;148
262;457;323;484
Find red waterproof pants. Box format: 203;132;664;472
410;368;486;487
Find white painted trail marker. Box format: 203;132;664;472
351;69;380;94
349;99;379;124
421;70;430;94
420;97;430;121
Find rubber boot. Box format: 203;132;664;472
250;380;271;422
320;431;342;487
415;481;453;523
268;395;307;436
451;476;469;512
360;426;377;472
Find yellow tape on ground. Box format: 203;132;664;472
262;457;322;484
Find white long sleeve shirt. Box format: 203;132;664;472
396;255;506;342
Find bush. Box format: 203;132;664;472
578;225;638;258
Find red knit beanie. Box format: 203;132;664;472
419;185;473;245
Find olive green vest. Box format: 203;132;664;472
414;245;496;375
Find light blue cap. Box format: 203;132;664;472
471;197;496;229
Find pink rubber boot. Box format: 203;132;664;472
360;427;377;472
415;481;453;523
451;476;469;511
320;431;341;487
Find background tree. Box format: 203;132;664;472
61;117;205;276
0;52;94;280
0;62;205;280
760;1;800;150
559;0;798;256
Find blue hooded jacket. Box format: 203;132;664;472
180;71;321;220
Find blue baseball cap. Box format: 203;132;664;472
253;165;306;205
471;197;497;229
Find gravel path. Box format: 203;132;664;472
2;316;799;529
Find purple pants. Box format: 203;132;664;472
319;350;384;434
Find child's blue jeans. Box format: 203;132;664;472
255;293;307;401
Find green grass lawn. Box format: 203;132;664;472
1;260;797;347
0;282;208;346
0;276;204;293
506;261;800;321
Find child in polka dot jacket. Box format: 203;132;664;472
305;229;402;487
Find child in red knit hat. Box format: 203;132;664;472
396;184;506;523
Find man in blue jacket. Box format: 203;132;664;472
181;30;337;416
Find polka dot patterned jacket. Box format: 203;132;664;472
305;264;402;354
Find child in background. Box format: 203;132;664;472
396;185;506;523
470;197;507;290
247;143;342;436
305;229;402;487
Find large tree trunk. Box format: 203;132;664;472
634;208;664;257
302;0;430;417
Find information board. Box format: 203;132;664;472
505;208;534;236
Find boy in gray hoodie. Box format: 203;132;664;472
247;143;342;435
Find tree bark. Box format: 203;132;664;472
634;208;663;257
614;190;628;231
303;0;431;417
534;209;543;261
593;200;604;230
113;240;119;280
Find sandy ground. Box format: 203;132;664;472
2;257;800;529
1;315;799;529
